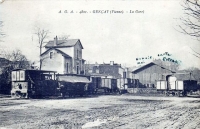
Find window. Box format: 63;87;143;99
50;52;53;59
66;63;69;73
77;49;79;59
12;72;16;81
20;72;23;78
76;66;79;74
17;71;20;81
123;72;126;78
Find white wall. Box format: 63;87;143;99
41;49;65;74
57;47;74;58
73;41;83;74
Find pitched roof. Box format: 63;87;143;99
174;73;196;81
85;64;96;70
40;48;71;58
45;39;83;49
132;62;176;74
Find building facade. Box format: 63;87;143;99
132;62;176;87
40;36;85;74
86;61;128;79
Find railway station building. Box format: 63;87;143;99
40;36;85;75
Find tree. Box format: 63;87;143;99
178;0;200;58
0;49;30;94
58;34;70;40
1;49;30;77
179;0;200;40
154;59;180;71
183;67;200;83
3;49;30;69
0;21;5;42
34;27;49;70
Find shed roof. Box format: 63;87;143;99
132;62;176;74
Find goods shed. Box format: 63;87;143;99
132;62;176;87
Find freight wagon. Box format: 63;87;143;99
117;78;140;89
117;78;130;90
89;77;139;94
156;74;198;96
57;74;91;97
11;69;58;98
88;77;101;94
11;69;140;98
89;76;126;94
11;69;91;98
101;78;118;93
129;79;140;88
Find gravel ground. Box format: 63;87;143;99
0;94;200;129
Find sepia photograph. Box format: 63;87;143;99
0;0;200;128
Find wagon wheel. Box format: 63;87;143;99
13;91;21;98
182;92;187;97
189;90;193;95
163;91;169;96
175;92;180;97
11;92;19;98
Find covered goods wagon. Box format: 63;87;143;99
156;73;198;96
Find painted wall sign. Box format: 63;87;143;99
157;52;181;64
157;52;172;57
135;52;181;65
136;56;152;64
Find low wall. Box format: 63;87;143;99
127;88;157;94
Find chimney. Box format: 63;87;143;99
110;61;114;65
54;36;57;46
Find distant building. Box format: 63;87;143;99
40;36;85;74
85;63;99;75
132;62;176;87
86;61;130;79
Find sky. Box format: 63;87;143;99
0;0;200;69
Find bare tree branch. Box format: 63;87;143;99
189;52;200;59
2;49;30;69
190;47;200;56
34;27;50;70
0;21;6;42
178;0;200;40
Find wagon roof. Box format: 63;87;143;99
12;69;57;73
57;75;90;83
